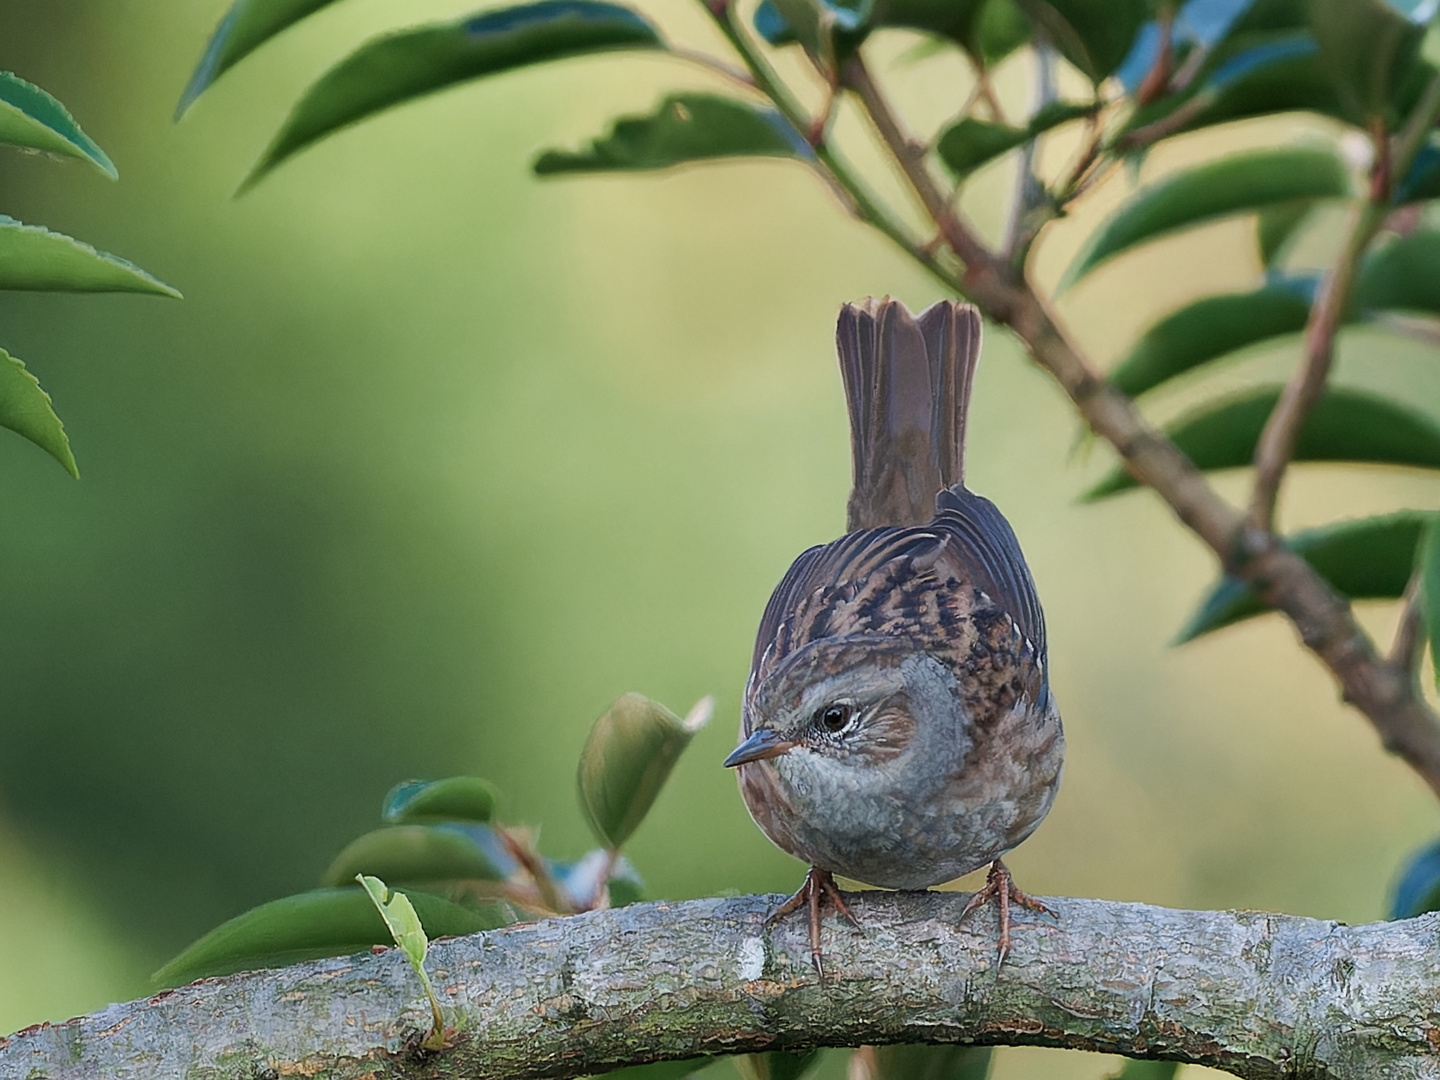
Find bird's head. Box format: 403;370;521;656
725;636;963;772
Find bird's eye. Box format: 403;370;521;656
816;703;852;733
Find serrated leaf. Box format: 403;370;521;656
1355;230;1440;317
577;693;712;849
152;885;509;987
1175;510;1431;642
1256;200;1314;266
534;93;811;175
177;0;347;118
1391;837;1440;918
869;1045;993;1080
242;1;665;191
1085;387;1440;498
1015;0;1149;82
1310;0;1426;123
0;216;180;296
1109;281;1317;398
320;824;506;886
0;346;77;477
1061;148;1351;290
1424;514;1440;690
936;101;1092;177
382;776;497;825
0;72;115;177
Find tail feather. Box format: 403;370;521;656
836;297;982;531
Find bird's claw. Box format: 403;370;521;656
958;859;1050;968
767;866;861;976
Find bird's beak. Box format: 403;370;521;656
724;729;798;768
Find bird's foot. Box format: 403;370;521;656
958;859;1053;968
767;866;860;976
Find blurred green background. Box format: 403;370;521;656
1;3;1438;1078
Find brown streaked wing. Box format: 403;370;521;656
749;484;1046;691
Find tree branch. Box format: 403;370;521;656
834;47;1440;802
5;893;1440;1080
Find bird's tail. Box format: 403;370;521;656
836;297;982;531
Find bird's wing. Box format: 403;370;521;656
933;485;1046;662
749;486;1046;695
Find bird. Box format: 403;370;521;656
724;297;1063;974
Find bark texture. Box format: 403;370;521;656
4;892;1440;1080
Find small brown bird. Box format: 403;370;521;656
725;298;1063;972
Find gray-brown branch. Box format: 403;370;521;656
5;892;1440;1080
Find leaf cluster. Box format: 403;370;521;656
0;73;178;477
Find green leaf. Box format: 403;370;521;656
1397;136;1440;202
766;0;873;56
534;93;811;175
1119;32;1343;152
866;0;1029;63
577;693;712;849
1084;387;1440;499
357;874;429;969
936;119;1027;177
869;1045;993;1080
354;877;447;1049
935;101;1092;177
152;885;508;987
177;0;347;118
1107;1063;1179;1080
603;1060;715;1080
0;216;180;296
320;825;506;886
0;72;115;177
242;1;665;192
382;776;497;825
1310;0;1426;124
1256;200;1314;266
1424;515;1440;689
0;346;77;477
735;1052;819;1080
1390;837;1440;918
1108;281;1317;398
1354;231;1440;317
1014;0;1148;82
1175;511;1430;643
1061;148;1351;290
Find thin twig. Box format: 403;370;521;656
1247;197;1383;529
1389;569;1428;676
1250;71;1440;530
1002;41;1056;262
693;1;955;290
